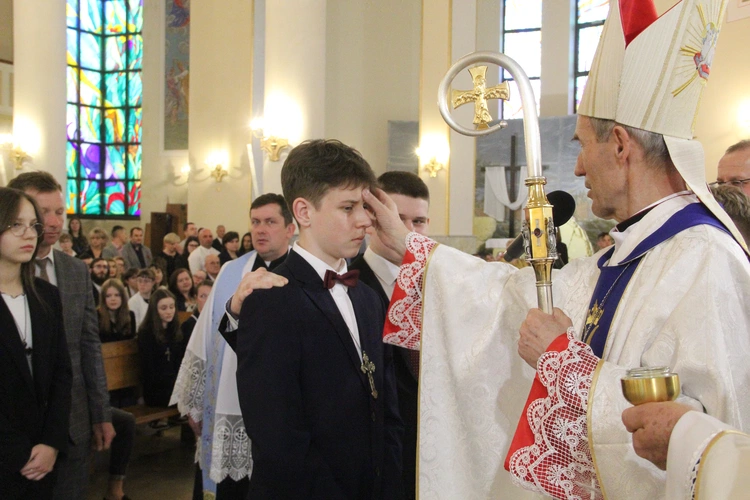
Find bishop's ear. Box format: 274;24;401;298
611;125;633;162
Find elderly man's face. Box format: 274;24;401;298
205;255;220;276
717;148;750;196
216;225;226;239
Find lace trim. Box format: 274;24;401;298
210;413;253;483
383;233;437;350
172;350;206;421
508;328;603;500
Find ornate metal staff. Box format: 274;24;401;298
438;51;556;313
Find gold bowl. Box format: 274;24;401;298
621;367;680;406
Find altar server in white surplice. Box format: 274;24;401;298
362;0;750;499
170;194;293;500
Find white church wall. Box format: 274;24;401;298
324;0;421;176
0;0;12;62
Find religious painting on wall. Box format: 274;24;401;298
164;0;190;150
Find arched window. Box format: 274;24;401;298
500;0;542;120
66;0;143;217
574;0;609;110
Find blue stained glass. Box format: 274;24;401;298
105;36;126;70
107;146;126;179
105;181;126;215
81;0;102;33
578;0;609;24
67;0;79;28
105;0;127;34
79;32;102;70
67;28;79;67
80;69;102;106
575;76;588;111
67;67;79;102
66;104;80;141
80;106;102;142
80;180;102;214
504;0;542;31
66;179;79;214
80;143;103;179
128;72;142;106
128;0;144;32
127;182;141;215
128;145;142;178
127;108;142;143
66;142;78;178
128;35;143;69
105;72;126;107
104;108;126;143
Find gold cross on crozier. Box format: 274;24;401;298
361;351;378;399
451;66;510;130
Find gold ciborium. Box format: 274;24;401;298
621;367;680;406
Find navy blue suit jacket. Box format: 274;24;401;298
235;250;403;499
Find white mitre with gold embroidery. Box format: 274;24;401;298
580;0;748;253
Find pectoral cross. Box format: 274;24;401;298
361;351;378;400
451;66;510;130
583;300;604;344
165;347;171;362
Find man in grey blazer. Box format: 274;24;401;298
9;172;114;499
121;226;152;270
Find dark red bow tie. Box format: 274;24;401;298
323;269;360;289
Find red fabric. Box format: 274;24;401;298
504;333;570;471
323;269;360;289
619;0;659;47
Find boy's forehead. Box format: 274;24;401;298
322;185;366;202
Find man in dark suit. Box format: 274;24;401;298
9;172;114;499
349;171;430;500
121;226;152;270
233;140;403;499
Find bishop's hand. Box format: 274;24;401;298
518;307;573;368
230;268;289;317
622;402;693;471
362;188;409;260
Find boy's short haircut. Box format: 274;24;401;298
136;268;156;281
281;139;377;215
111;225;124;237
251;193;294;226
377;171;430;203
222;231;240;246
122;267;138;281
58;233;73;243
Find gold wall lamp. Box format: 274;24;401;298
416;135;450;178
251;118;290;162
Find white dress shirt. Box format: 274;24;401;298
362;247;400;300
293;242;363;361
35;249;58;286
188;245;220;274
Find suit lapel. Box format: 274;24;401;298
0;293;36;395
287;252;369;390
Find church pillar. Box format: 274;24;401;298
419;0;452;235
261;0;326;196
447;1;477;236
540;0;574;116
187;0;254;233
12;0;66;183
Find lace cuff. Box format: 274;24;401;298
382;232;438;350
506;328;603;500
171;350;206;421
210;413;253;482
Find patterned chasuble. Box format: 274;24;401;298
582;203;729;357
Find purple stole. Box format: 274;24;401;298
582;203;729;357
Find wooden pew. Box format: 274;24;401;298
101;338;180;425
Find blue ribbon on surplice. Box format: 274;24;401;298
582;203;729;358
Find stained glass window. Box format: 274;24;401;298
575;0;609;111
501;0;542;120
66;0;143;217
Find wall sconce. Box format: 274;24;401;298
416;136;450;178
0;134;32;170
206;152;229;183
251;117;290;162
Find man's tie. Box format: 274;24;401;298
323;269;360;289
36;257;51;282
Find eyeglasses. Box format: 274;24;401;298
5;222;44;237
709;178;750;189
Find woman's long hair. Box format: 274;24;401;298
238;232;253;256
168;267;196;300
138;288;181;344
98;278;133;338
182;236;200;256
0;188;44;302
